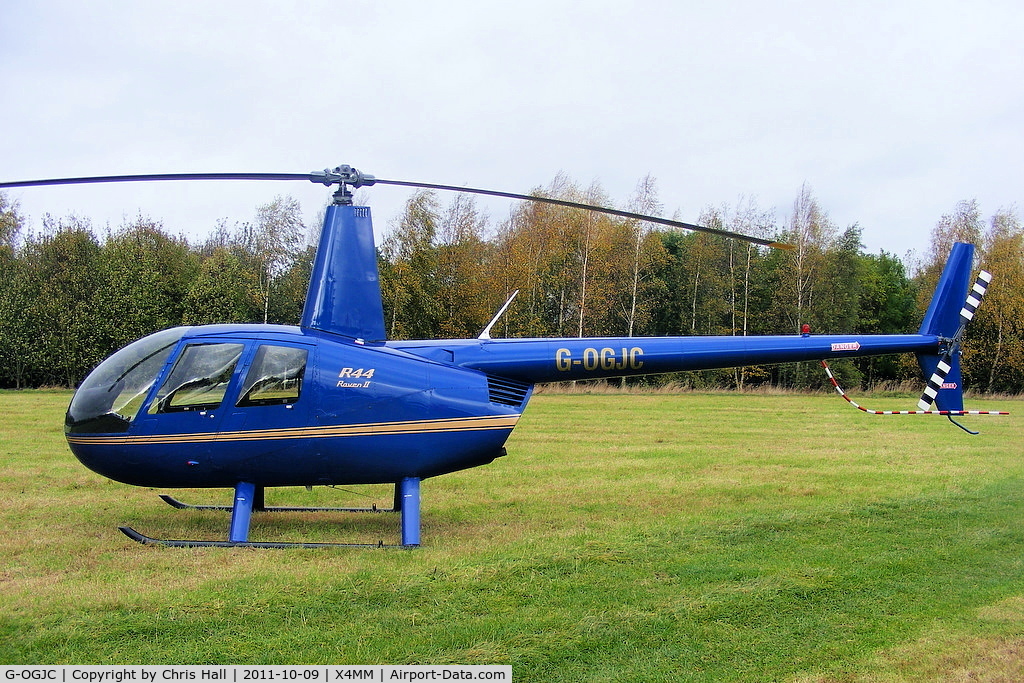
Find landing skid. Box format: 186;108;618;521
118;526;400;549
122;479;421;548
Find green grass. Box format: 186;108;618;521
2;388;1023;680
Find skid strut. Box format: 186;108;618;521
158;486;402;513
119;478;421;548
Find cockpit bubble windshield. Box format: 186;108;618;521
66;327;187;434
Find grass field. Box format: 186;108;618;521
1;388;1023;681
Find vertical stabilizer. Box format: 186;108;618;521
300;204;387;342
918;242;975;337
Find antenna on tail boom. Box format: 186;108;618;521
478;290;519;341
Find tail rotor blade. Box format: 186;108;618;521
918;356;954;411
959;270;992;326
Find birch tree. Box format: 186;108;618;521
380;191;442;338
436;194;492;337
786;183;836;332
247;195;307;324
976;208;1024;393
623;174;663;337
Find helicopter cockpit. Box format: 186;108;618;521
66;327;311;436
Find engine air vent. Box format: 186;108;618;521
487;376;531;408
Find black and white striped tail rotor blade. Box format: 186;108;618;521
918;356;954;411
960;270;992;327
916;270;992;410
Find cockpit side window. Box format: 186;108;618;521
148;343;245;413
237;345;308;407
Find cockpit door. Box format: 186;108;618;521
136;341;247;440
218;342;314;434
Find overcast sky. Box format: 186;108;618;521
2;1;1021;260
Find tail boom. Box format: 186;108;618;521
394;333;939;385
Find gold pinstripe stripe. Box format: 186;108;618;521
66;414;521;446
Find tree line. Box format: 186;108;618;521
1;179;1021;394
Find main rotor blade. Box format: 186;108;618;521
0;172;312;189
375;178;793;250
0;169;792;250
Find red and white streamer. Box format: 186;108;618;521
820;360;1008;416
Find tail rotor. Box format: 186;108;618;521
916;269;992;411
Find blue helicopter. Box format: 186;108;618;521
0;165;1005;548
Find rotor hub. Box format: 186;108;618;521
308;165;376;205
